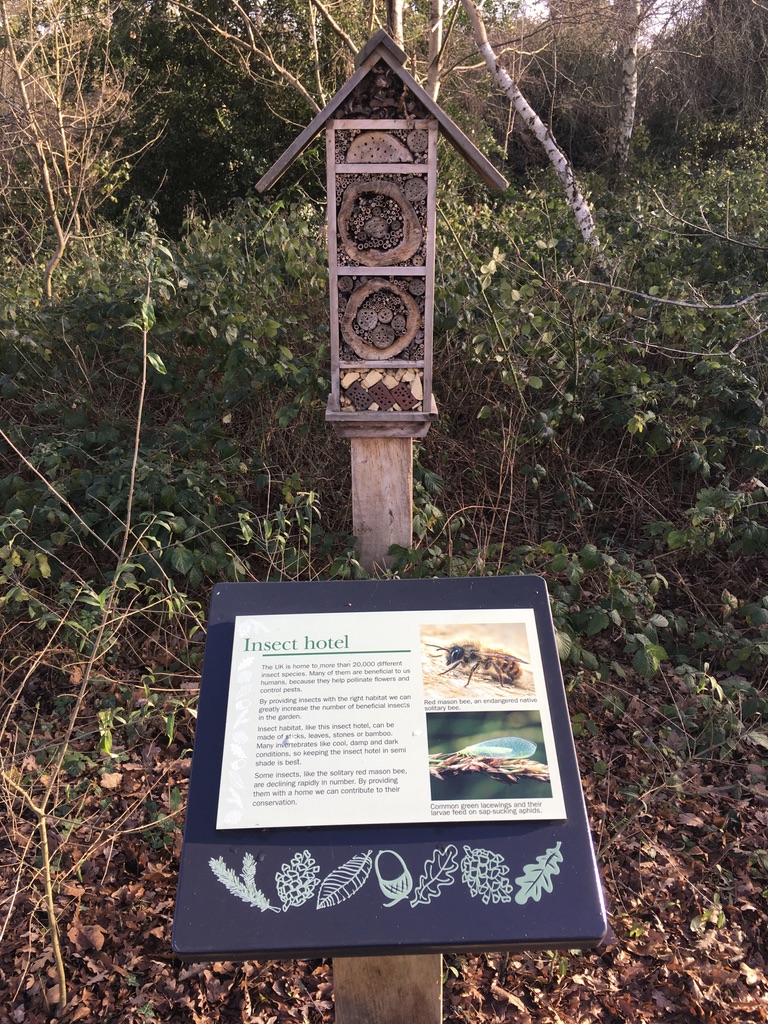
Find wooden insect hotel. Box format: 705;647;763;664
257;30;508;439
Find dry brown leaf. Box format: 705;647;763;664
677;812;705;827
66;921;105;952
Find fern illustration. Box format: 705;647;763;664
209;852;280;912
514;842;563;904
410;844;459;907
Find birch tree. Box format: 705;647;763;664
461;0;601;253
426;0;444;99
614;0;642;167
385;0;404;48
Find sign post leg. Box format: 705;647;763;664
334;435;443;1023
334;954;442;1024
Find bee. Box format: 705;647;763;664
427;643;529;689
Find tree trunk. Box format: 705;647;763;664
615;0;641;168
427;0;444;100
461;0;601;254
386;0;405;48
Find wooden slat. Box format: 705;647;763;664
423;125;439;421
353;29;407;69
339;360;425;369
333;118;434;130
336;163;427;173
337;266;427;277
255;50;385;193
331;417;433;439
326;409;435;423
327;125;341;409
349;437;413;571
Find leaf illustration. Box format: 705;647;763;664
410;845;459;907
316;851;373;909
514;842;563;904
209;854;280;912
242;851;257;892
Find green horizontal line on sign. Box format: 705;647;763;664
262;650;411;657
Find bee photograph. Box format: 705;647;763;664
420;622;535;702
426;710;552;802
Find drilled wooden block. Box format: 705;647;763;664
368;381;396;411
390;383;418;411
346;380;374;410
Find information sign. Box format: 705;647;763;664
173;577;607;960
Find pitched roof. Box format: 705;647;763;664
255;30;508;193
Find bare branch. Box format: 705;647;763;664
174;0;321;114
309;0;359;55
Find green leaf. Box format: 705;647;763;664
632;644;665;678
527;376;543;389
566;561;584;585
555;630;573;662
744;731;768;751
147;352;167;375
35;552;51;579
586;609;610;636
139;299;156;331
743;605;768;627
170;545;196;574
666;530;688;550
582;649;599;671
580;544;603;570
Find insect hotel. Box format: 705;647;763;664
257;31;508;440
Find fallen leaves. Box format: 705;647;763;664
2;667;766;1024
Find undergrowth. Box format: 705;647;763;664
1;156;767;1013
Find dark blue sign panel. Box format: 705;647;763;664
173;576;606;959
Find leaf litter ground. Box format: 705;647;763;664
1;669;766;1023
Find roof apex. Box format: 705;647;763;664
354;29;406;68
255;34;508;193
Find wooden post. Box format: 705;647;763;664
334;435;443;1023
335;954;442;1024
351;437;413;571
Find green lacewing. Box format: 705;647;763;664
458;736;537;758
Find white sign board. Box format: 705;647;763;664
217;608;566;829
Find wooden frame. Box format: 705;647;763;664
256;29;507;442
325;116;439;436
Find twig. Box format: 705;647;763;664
650;190;768;252
575;279;768;310
2;774;68;1010
429;752;551;785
